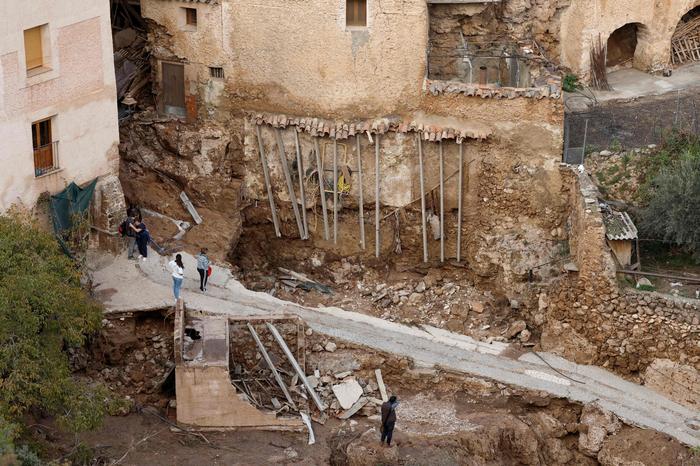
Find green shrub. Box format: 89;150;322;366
563;74;582;93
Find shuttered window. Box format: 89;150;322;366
346;0;367;27
24;26;44;71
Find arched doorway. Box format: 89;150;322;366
606;23;641;68
671;6;700;66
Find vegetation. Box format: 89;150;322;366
0;212;105;457
639;133;700;261
562;74;582;93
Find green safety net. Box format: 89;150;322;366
50;179;97;256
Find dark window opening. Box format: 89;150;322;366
346;0;367;27
162;62;186;117
209;66;224;79
185;7;197;26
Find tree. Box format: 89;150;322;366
640;154;700;260
0;213;104;439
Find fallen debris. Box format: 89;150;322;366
278;267;332;294
332;378;364;410
338;397;369;420
375;369;388;402
300;412;316;445
180;191;203;225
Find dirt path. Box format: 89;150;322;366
90;251;700;447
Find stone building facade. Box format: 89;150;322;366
0;0;125;222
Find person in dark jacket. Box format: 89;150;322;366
135;220;151;260
380;395;399;447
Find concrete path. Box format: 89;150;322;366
90;251;700;447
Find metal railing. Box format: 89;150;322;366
33;141;59;177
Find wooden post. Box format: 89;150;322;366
275;128;305;238
333;139;338;244
294;130;309;239
375;134;380;258
356;135;366;250
417;133;428;263
247;323;296;409
255;125;281;237
439;139;445;263
313;137;330;240
457;141;463;262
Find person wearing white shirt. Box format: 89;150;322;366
169;254;185;302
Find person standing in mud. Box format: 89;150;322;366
169;254;185;303
196;248;210;292
380;395;399;447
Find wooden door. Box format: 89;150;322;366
32;118;53;174
162;62;185;115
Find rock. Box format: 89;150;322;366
334;371;352;379
642;358;700;411
415;281;426;293
510;299;520;310
600;150;613;156
470;301;485;313
519;329;532;342
635;277;653;288
578;404;621;457
134;351;145;362
540;321;597;365
332;378;364;410
312;344;324;352
305;327;313;336
325;342;338;352
284;447;298;460
408;292;422;304
505;320;527;339
306;375;319;388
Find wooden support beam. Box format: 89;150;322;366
266;323;326;412
375;134;381;258
275;129;305;239
255;125;281;237
314;137;330;240
439;139;445;263
356;135;366;250
294;130;309;239
457;142;463;262
333;139;338;244
417;133;428;263
246;323;297;409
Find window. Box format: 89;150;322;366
209;67;224;79
162;62;186;117
24;25;49;73
346;0;367;28
185;7;197;26
32;118;58;176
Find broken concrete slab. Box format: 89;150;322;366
338;397;369;420
332;378;364;410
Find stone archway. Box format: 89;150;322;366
606;23;647;69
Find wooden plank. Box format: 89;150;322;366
179;191;203;225
293;130;309;239
338;397;368;420
247;323;297;409
456;142;464;262
333;139;338;244
313;137;330;240
275;129;305;239
267;323;326;412
356;135;366;250
375;135;381;258
255;125;281;237
417;133;428;263
375;369;388;402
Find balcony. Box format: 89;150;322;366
33;141;60;177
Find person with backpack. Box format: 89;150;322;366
120;209;141;259
196;247;210;292
380;395;399;447
169;254;185;303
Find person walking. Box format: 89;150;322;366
196;248;210;292
122;209;141;259
169;254;185;303
135;220;151;260
380;395;399;447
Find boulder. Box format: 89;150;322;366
332;378;364;410
578;404;621;457
505;320;527;339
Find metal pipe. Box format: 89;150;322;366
356;135;365;250
417;133;428;263
294;130;308;239
457;141;463;262
266;323;325;412
313;137;330;240
255;125;281;237
375;134;380;258
275;129;304;239
247;323;296;409
333;139;338;244
439;139;445;263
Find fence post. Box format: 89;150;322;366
580;119;589;166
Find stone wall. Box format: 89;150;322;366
536;169;700;377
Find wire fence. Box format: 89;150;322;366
563;88;700;164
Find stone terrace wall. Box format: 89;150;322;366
536;169;700;376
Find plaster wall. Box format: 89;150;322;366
0;0;119;210
560;0;700;77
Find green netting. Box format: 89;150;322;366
49;179;97;256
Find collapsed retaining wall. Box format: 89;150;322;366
536;169;700;377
